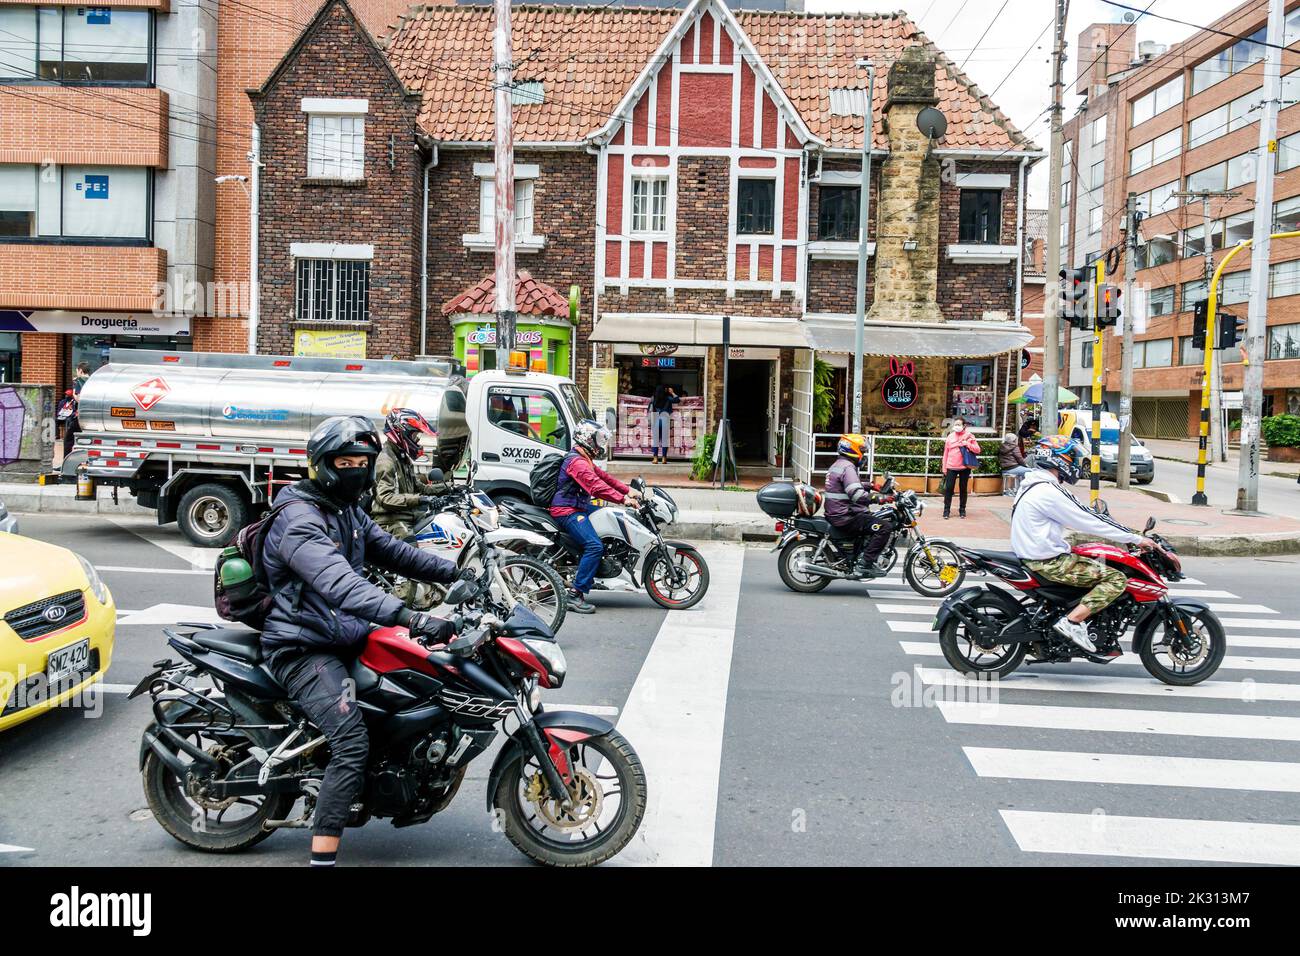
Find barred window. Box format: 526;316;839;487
295;259;369;323
307;114;365;180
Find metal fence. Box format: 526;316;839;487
807;432;990;480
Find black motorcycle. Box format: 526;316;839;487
765;476;965;598
131;574;646;866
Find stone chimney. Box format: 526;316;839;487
1074;23;1138;96
867;45;944;326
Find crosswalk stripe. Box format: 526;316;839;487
965;747;1300;792
1166;588;1237;599
999;810;1300;866
900;620;1300;649
868;592;940;602
916;665;1300;704
887;620;935;633
1220;617;1300;631
875;604;940;615
898;640;1300;673
936;699;1300;741
1206;603;1276;614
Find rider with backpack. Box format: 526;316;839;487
256;416;460;867
548;420;641;614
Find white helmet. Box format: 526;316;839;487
574;418;612;457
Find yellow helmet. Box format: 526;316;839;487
837;434;867;460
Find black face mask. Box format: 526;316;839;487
328;466;371;504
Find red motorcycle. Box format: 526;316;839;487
933;518;1225;684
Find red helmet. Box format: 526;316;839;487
794;481;823;517
384;407;435;460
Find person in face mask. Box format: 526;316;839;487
259;416;461;867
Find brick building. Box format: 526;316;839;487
251;0;1038;473
1059;0;1300;439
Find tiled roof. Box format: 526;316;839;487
441;270;570;316
381;3;1037;153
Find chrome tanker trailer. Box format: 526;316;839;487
68;350;470;547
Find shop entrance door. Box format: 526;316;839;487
726;359;773;464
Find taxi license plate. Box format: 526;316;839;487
47;638;91;686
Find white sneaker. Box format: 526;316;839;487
1053;617;1096;653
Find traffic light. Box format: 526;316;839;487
1216;312;1246;350
1097;284;1122;328
1192;299;1208;350
1059;268;1092;329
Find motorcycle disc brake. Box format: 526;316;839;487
528;768;604;832
1164;630;1209;668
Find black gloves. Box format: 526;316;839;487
419;495;446;510
457;567;478;582
397;608;456;645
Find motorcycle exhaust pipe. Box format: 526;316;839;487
143;729;206;778
796;561;845;578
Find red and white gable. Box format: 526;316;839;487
595;0;815;299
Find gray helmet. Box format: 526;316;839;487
307;415;382;498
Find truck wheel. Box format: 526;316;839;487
177;483;248;548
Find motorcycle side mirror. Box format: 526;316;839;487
443;579;476;606
631;477;646;492
427;467;446;484
1143;516;1156;533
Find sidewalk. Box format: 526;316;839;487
1143;437;1300;479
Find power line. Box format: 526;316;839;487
958;0;1011;72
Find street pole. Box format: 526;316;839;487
1237;0;1285;514
851;61;875;433
248;124;260;355
1042;0;1069;436
492;0;517;370
1090;259;1103;508
1116;192;1137;490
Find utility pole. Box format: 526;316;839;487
1042;0;1069;435
1238;0;1285;513
1089;259;1104;508
492;0;517;369
1116;192;1137;490
851;60;876;433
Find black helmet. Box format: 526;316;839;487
307;415;382;502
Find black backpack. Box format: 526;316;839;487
213;501;297;630
529;452;567;507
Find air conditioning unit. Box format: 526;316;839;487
1137;41;1167;60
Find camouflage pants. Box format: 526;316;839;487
374;519;416;604
1024;552;1127;614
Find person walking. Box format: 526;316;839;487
649;384;680;464
940;416;980;519
61;361;91;459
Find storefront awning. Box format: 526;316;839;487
803;318;1031;358
591;313;811;349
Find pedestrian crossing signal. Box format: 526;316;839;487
1097;285;1122;328
1059;268;1092;329
1216;312;1246;350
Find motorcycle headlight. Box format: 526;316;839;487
75;553;110;605
523;638;567;686
914;499;925;516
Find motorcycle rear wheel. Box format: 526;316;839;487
938;595;1026;677
500;555;567;633
777;539;832;593
142;723;295;853
494;730;647;867
1139;608;1226;686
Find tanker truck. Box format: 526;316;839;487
68;349;595;547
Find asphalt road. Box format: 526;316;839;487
2;514;1299;866
1143;455;1300;517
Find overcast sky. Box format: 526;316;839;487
804;0;1244;204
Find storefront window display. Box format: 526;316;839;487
0;333;20;382
70;333;192;380
949;361;993;429
453;319;569;377
612;352;706;459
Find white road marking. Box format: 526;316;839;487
904;621;1300;649
936;699;1300;742
867;592;941;602
887;620;935;633
1166;588;1238;599
107;517;216;570
1000;810;1300;866
0;844;34;853
97;683;138;695
98;565;211;576
1206;603;1276;614
116;604;223;626
875;604;940;615
916;665;1300;703
609;543;742;867
1220;617;1300;630
898;640;1300;673
966;747;1300;793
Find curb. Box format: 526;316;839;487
1;485;151;517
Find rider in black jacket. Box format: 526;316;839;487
260;416;459;867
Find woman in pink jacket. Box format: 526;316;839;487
940;417;981;519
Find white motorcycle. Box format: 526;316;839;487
368;475;567;631
499;478;710;610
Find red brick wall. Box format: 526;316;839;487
19;333;63;386
250;0;423;359
674;156;730;281
0;87;168;167
937;161;1021;322
0;247;167;311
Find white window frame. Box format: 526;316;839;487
464;163;545;253
303;100;367;181
630;173;669;236
1088;205;1103;235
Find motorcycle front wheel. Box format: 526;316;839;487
938;593;1026;678
904;541;965;598
644;544;710;609
1139;607;1226;685
494;730;647;867
500;555;567;633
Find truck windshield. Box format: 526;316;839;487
560;383;594;423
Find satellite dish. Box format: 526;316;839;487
916;107;947;140
1122;11;1137;23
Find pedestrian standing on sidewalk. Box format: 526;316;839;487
61;362;91;458
649;384;680;464
941;416;981;519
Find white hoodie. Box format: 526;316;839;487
1010;469;1142;561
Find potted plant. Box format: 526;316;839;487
1262;414;1300;462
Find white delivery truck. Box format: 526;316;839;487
68;349;594;546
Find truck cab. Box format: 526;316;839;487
465;357;594;503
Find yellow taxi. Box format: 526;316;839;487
0;533;116;732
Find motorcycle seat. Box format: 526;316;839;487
193;628;264;664
972;549;1024;567
507;500;556;524
793;517;857;540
